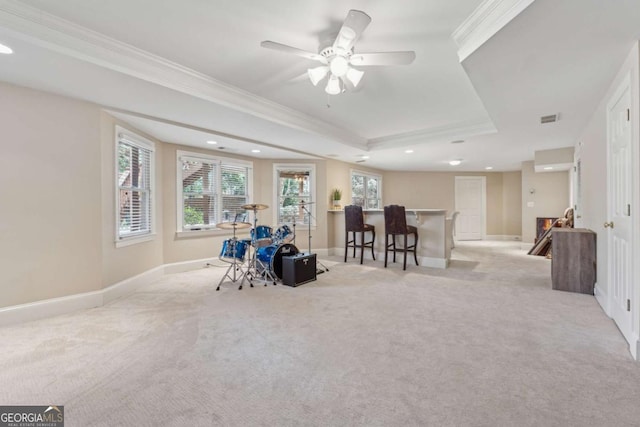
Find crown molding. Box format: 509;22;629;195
0;0;367;149
367;118;497;151
452;0;536;62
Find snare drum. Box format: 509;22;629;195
251;225;273;247
273;225;294;244
219;239;248;263
255;243;299;279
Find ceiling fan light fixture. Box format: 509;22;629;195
0;42;13;54
308;66;329;86
329;56;349;77
325;75;342;95
345;67;364;87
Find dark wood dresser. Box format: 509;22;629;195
551;228;596;294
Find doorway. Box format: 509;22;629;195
455;176;486;241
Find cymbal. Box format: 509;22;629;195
291;201;315;205
216;222;252;230
240;203;269;210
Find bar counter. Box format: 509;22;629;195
328;209;452;268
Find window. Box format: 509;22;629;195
178;151;252;231
274;164;316;226
116;127;155;243
351;170;382;209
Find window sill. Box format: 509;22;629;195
175;229;243;239
115;233;156;248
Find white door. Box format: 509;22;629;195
606;75;634;344
455;176;486;240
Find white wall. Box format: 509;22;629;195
520;161;570;243
0;83;103;307
382;171;522;237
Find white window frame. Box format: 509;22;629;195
273;163;316;228
115;126;156;248
351;169;383;210
176;150;253;235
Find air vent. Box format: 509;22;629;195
217;146;226;150
355;160;366;163
540;113;560;124
451;139;465;144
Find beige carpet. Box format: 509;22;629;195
1;241;639;426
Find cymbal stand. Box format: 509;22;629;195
300;204;330;273
291;214;296;246
216;224;248;291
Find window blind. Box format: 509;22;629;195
181;157;218;230
118;137;153;238
221;164;249;222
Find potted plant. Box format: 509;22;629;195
331;188;342;209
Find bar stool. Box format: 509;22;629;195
344;205;376;264
384;205;419;270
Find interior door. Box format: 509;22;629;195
455;176;485;240
607;75;633;344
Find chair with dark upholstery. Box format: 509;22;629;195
344;205;376;264
384;205;419;270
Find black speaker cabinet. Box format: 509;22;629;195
282;253;317;287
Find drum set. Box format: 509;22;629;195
216;203;301;290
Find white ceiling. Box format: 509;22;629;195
1;0;639;171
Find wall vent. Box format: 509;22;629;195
540;113;559;124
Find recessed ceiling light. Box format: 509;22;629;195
0;43;13;54
360;155;370;159
251;149;261;153
206;140;217;145
485;166;493;170
405;149;414;154
543;166;553;170
449;160;462;166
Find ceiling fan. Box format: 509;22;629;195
261;10;416;95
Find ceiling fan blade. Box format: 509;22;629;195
350;51;416;66
260;41;327;63
333;10;371;52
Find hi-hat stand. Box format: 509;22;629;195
299;202;329;274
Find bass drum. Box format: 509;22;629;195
255;243;299;279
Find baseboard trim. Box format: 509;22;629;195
594;284;610;316
631;333;639;361
0;290;103;327
164;258;217;274
418;256;449;269
485;235;522;241
0;258;217;327
102;265;165;304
